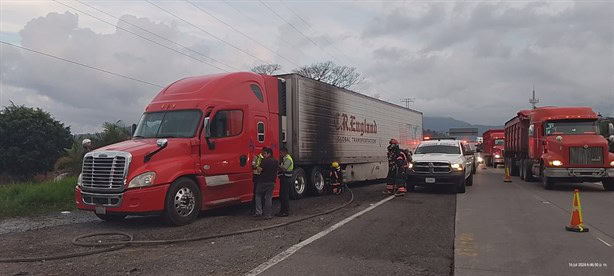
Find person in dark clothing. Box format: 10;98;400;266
329;162;343;195
276;147;294;217
254;148;277;218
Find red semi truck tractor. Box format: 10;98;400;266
482;129;505;168
504;107;614;190
75;73;423;225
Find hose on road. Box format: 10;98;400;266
0;184;355;263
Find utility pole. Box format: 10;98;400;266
401;98;415;109
529;85;539;109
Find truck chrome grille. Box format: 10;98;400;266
569;147;603;165
414;162;451;173
81;151;131;192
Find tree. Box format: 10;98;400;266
251;64;282;75
292;61;363;89
92;120;131;148
0;103;72;178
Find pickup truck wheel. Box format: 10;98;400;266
466;174;474;186
95;213;127;222
290;168;307;200
308;167;326;196
163;177;201;226
456;176;466;193
602;179;614;191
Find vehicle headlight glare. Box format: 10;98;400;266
551;160;563;167
477;156;483;162
408;162;414;169
495;154;501;158
610;161;614;167
451;163;463;171
128;172;156;188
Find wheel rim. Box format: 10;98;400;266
174;187;195;217
314;172;325;191
295;174;306;195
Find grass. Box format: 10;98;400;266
0;176;77;219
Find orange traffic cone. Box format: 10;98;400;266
503;167;512;182
565;189;589;232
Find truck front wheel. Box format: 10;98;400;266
290;168;307;200
308;167;326;196
163;177;201;226
602;179;614;191
542;175;555;190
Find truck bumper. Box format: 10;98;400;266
494;158;504;164
408;172;464;186
75;184;170;214
543;168;614;179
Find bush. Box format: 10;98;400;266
0;103;72;179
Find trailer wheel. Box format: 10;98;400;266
510;159;520;176
524;160;535;182
308;167;326;196
290;168;307;200
602;179;614;191
162;177;201;226
519;160;526;180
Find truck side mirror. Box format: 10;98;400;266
608;123;614;136
204;117;211;138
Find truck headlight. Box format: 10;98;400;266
77;173;83;187
408;162;414;169
610;161;614;167
551;160;563;167
128;172;156;188
451;163;463;171
477;156;483;163
495;154;501;159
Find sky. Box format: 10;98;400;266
1;0;613;134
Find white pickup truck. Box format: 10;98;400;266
407;139;474;193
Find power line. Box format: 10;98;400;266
222;0;312;68
184;0;300;68
145;0;272;66
74;0;238;71
279;0;355;66
51;0;233;72
0;41;164;88
257;0;342;64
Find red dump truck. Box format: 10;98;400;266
482;129;505;168
75;72;423;225
504;106;614;190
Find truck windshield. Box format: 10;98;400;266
545;120;598;136
494;139;504;145
414;145;460;154
134;110;202;138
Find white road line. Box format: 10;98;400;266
245;195;396;276
596;237;612;247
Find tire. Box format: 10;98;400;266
602;179;614;191
163;177;201;226
519;159;526;181
456;175;466;193
471;161;476;175
308;166;326;196
290;168;307;200
510;159;520;176
466;173;473;186
96;213;127;222
524;161;535;182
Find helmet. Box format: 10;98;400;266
389;139;398;145
331;162;340;168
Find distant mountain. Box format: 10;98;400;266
423;116;503;135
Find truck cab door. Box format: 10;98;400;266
200;105;252;206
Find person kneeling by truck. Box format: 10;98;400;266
329;162;343;195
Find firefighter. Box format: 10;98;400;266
384;139;399;194
251;148;265;215
394;148;409;196
329;162;343;195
